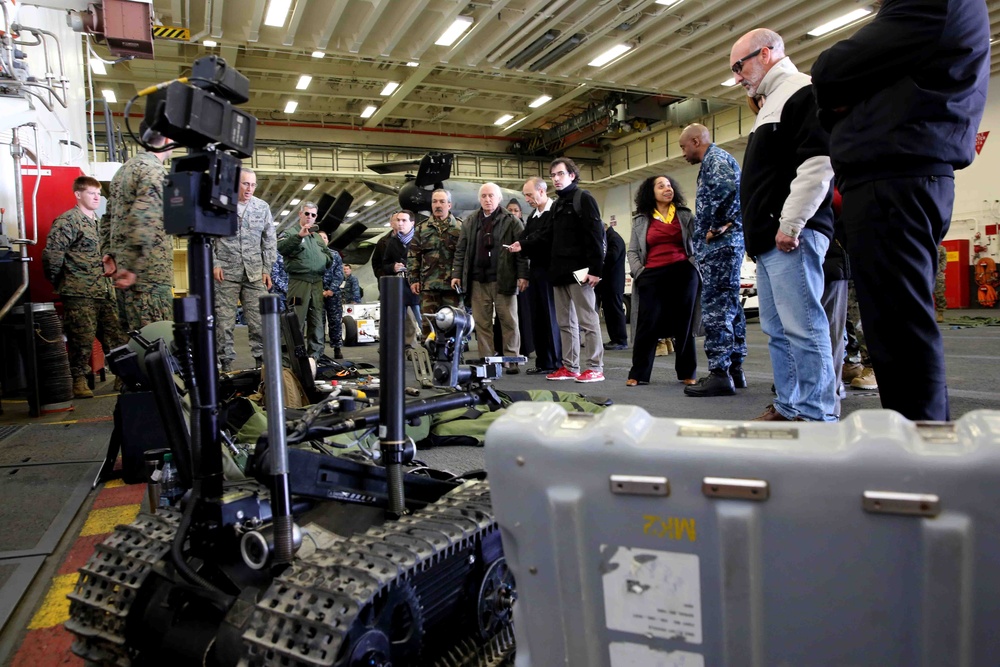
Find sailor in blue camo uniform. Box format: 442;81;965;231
679;123;748;396
269;253;289;312
319;231;345;358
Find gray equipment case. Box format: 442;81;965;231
485;404;1000;667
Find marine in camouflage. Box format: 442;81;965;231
935;244;948;313
63;296;130;379
844;281;869;365
408;213;463;323
124;285;174;330
322;250;345;348
44;205;129;379
106;151;172;288
693;144;747;372
213;195;277;365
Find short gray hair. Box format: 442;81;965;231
240;167;256;176
299;200;318;212
432;188;452;203
524;176;547;193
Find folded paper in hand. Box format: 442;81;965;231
572;268;589;284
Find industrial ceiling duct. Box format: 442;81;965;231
505;30;559;69
528;33;585;72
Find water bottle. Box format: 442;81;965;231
159;453;178;508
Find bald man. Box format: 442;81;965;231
679;123;747;397
732;28;836;422
451;183;528;367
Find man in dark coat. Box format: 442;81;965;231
811;0;989;421
519;176;562;374
599;222;628;350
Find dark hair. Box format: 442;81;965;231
395;209;416;222
138;119;164;145
506;198;520;209
634;174;686;215
73;175;101;192
549;156;580;180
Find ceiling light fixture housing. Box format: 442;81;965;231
435;16;473;46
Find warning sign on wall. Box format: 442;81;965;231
976;131;989;155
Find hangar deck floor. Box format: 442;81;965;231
1;311;998;665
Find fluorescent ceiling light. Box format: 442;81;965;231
90;59;106;75
346;211;359;218
296;75;312;90
281;210;290;216
264;0;292;27
720;77;737;87
494;114;514;125
311;51;325;58
360;105;377;118
406;61;419;67
290;198;300;205
203;40;217;47
303;183;316;190
102;89;117;103
588;44;632;68
808;8;872;37
380;81;400;96
435;16;473;46
655;0;683;5
364;200;376;207
284;100;298;114
529;95;552;108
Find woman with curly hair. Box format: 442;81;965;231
625;174;700;387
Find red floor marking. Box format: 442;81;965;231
90;483;146;510
56;534;106;577
9;624;79;667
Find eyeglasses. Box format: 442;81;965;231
550;170;568;178
302;211;317;217
731;45;771;74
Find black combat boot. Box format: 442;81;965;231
729;364;747;389
684;368;736;397
334;347;343;360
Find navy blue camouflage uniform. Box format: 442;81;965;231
693;144;747;373
269;253;288;312
322;251;345;348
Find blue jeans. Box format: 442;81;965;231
756;229;837;421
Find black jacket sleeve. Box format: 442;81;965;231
579;191;605;277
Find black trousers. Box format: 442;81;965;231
524;267;561;370
598;277;628;345
628;261;699;383
841;175;952;421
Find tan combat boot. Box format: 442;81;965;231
73;376;94;398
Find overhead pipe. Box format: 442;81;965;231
0;126;31;323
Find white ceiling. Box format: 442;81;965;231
91;0;1000;226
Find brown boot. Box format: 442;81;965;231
73;376;94;399
751;404;803;421
841;362;864;384
936;310;945;323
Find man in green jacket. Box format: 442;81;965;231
278;201;333;360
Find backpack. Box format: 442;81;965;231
568;188;607;257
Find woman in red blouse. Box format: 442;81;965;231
625;175;701;386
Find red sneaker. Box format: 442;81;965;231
575;369;605;383
546;367;579;381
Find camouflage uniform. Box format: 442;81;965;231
692;144;747;372
43;207;129;380
341;274;361;303
844;281;870;365
322;250;345;348
935;244;948;313
269;254;288;311
106;151;173;329
213;195;277;365
278;230;333;360
407;214;463;332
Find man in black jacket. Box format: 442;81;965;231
732;28;837;422
599;222;628;350
518;176;562;374
377;210;421;347
812;0;989;422
509;158;605;383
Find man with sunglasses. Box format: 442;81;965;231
278;202;333;360
451;183;527;369
811;0;989;422
732;28;837;422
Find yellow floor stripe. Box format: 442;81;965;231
26;573;77;630
80;504;141;536
103;478;126;488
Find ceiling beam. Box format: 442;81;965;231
495;84;591;137
410;1;467;61
247;0;267;42
465;0;557;67
211;0;224;39
282;0;309;47
380;0;431;57
350;0;390;54
317;0;350;51
363;62;435;129
440;0;515;64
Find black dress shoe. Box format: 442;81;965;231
604;343;628;351
526;367;555;375
729;364;747;388
684;369;736;397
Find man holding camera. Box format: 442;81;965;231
278;202;333;360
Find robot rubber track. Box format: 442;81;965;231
66;481;515;667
